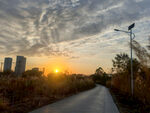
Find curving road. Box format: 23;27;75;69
29;85;120;113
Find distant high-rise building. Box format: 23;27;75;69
3;57;12;72
15;56;26;75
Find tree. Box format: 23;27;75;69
1;70;14;77
112;53;129;73
95;67;105;75
22;70;43;78
91;67;110;85
112;53;140;74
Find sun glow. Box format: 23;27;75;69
55;69;59;73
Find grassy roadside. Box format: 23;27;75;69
0;74;95;113
110;88;150;113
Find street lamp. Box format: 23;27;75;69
114;23;135;96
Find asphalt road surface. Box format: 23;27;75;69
29;85;120;113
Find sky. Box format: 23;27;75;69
0;0;150;75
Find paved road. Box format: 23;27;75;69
29;85;120;113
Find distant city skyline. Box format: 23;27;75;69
0;56;26;75
0;0;150;74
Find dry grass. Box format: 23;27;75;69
110;39;150;112
0;74;95;113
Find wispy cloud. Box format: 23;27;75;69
0;0;150;58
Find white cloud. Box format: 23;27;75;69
0;0;150;58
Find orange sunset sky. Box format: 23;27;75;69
0;0;150;75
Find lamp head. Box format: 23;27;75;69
114;29;120;31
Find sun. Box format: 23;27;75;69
55;69;59;73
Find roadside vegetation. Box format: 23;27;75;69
0;71;95;113
110;38;150;113
91;67;111;86
91;37;150;113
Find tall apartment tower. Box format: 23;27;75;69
3;57;12;72
15;56;26;75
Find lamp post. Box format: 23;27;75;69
114;23;135;96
